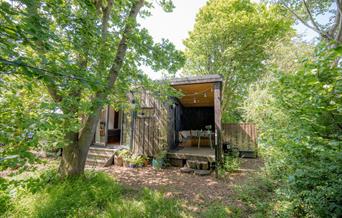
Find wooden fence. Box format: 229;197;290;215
222;123;257;151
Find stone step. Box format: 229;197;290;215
87;153;112;161
88;150;114;157
180;167;194;174
86;158;107;167
88;151;114;157
86;147;115;167
89;147;116;152
88;148;115;156
186;160;209;170
194;169;211;176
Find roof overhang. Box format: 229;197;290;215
170;74;223;86
169;75;222;107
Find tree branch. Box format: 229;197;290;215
105;0;145;91
336;0;342;42
303;0;322;33
78;0;145;144
281;2;333;40
45;81;63;103
101;0;113;42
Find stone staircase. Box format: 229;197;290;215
86;147;115;167
180;160;211;176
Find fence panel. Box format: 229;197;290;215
222;123;257;151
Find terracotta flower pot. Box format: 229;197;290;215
114;156;123;167
143;159;149;167
123;159;129;168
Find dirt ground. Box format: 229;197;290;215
103;158;263;212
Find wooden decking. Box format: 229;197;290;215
167;147;215;163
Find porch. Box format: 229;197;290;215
166;75;223;168
167;147;215;163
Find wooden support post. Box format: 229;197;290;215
130;109;136;150
105;105;109;146
214;82;222;177
120;111;124;146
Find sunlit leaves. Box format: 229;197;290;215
0;0;184;170
183;0;293;122
242;44;342;217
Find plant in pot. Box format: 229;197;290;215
152;150;167;170
142;155;150;167
123;155;130;168
114;149;129;167
128;155;145;168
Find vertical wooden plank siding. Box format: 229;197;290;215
222;123;257;151
131;91;168;156
104;105;109;146
214;82;223;165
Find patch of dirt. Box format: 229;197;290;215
104;158;263;212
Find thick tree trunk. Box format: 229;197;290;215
58;132;82;176
58;106;102;177
58;0;145;177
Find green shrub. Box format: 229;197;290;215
218;155;241;176
242;44;342;217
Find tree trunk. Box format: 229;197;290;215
58;132;83;176
58;0;145;177
59;106;102;177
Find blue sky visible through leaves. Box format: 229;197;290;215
140;0;324;79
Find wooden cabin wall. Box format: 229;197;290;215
222;123;257;152
130;91;171;157
174;99;182;145
180;107;215;131
121;111;131;146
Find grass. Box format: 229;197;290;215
1;161;279;218
2;170;189;218
230;171;295;218
199;203;242;218
218;155;241;177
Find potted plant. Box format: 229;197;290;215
128;155;145;168
115;149;129;167
152;150;167;169
142;155;149;167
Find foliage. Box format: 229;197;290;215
3;169;188;218
115;149;130;158
266;35;314;72
0;0;184;174
154;149;167;160
232;172;292;217
0;75;62;170
183;0;293;121
127;155;145;166
267;0;341;43
200;202;241;218
218;155;241;176
243;44;342;217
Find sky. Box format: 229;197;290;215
139;0;320;80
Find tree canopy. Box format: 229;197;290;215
0;0;184;175
183;0;293;121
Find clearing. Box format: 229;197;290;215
102;158;263;213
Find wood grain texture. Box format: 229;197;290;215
222;123;258;151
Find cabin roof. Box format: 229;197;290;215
169;74;223;86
